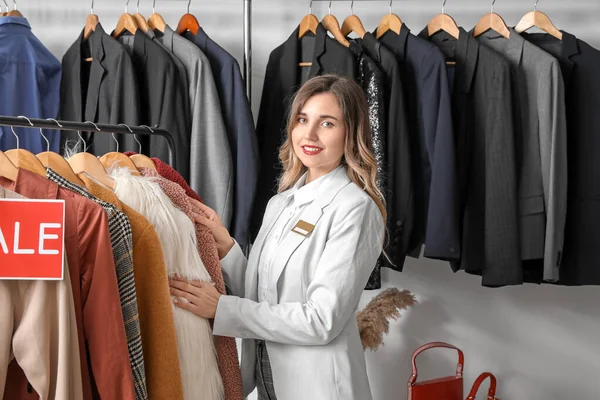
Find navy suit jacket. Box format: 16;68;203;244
186;28;259;247
378;24;460;262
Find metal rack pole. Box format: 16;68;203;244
0;116;177;167
243;0;252;104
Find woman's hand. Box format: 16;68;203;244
169;277;222;319
188;197;235;259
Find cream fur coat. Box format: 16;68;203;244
112;168;224;400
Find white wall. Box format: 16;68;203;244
19;1;600;399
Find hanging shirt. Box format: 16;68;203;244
0;17;61;152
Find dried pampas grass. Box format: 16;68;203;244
356;288;417;351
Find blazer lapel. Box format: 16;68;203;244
84;24;107;122
269;167;351;297
308;23;327;78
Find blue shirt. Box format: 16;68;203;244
0;17;61;152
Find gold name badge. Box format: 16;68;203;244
291;220;315;237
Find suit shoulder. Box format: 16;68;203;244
331;181;378;213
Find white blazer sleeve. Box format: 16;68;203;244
213;197;384;346
220;241;247;297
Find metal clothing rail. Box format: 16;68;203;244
0;115;177;167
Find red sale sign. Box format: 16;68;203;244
0;199;66;280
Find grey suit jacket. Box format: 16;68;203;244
156;26;233;228
476;29;567;282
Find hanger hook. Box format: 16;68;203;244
44;118;63;153
389;0;393;14
90;0;94;13
187;0;191;14
350;1;354;16
138;125;154;154
534;0;539;11
152;0;156;14
12;116;34;150
12;0;16;11
309;0;312;14
117;123;135;153
328;1;332;15
38;128;50;154
442;0;446;14
125;0;129;13
136;0;140;13
82;121;101;152
491;0;496;13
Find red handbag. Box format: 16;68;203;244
407;342;464;400
466;372;498;400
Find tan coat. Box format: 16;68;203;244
0;187;83;399
79;174;185;400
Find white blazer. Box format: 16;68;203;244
213;166;384;400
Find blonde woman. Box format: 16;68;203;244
169;75;386;400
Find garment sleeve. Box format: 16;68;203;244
483;65;521;286
220;240;248;297
538;61;568;281
79;204;135;400
385;63;414;271
213;198;384;346
189;55;234;229
422;48;460;261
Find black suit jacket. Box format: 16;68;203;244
250;23;357;240
116;30;190;180
419;27;521;287
522;31;600;286
360;33;414;273
378;25;459;262
60;23;140;154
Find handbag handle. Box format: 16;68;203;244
466;372;497;400
408;342;464;386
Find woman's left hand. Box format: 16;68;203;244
169;277;222;319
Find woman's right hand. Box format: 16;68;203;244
188;197;235;259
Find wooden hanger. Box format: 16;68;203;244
100;152;141;175
147;0;167;33
128;126;157;171
298;13;318;39
473;1;510;39
0;151;18;181
176;13;200;35
132;1;150;34
67;123;115;189
427;0;460;39
321;2;350;48
375;8;403;39
176;0;200;35
514;1;562;40
6;0;22;17
98;125;141;176
112;0;139;38
340;2;367;39
36;121;85;186
5;124;47;178
83;13;99;41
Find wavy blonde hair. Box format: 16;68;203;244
278;75;387;224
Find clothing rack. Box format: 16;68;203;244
0;115;177;167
